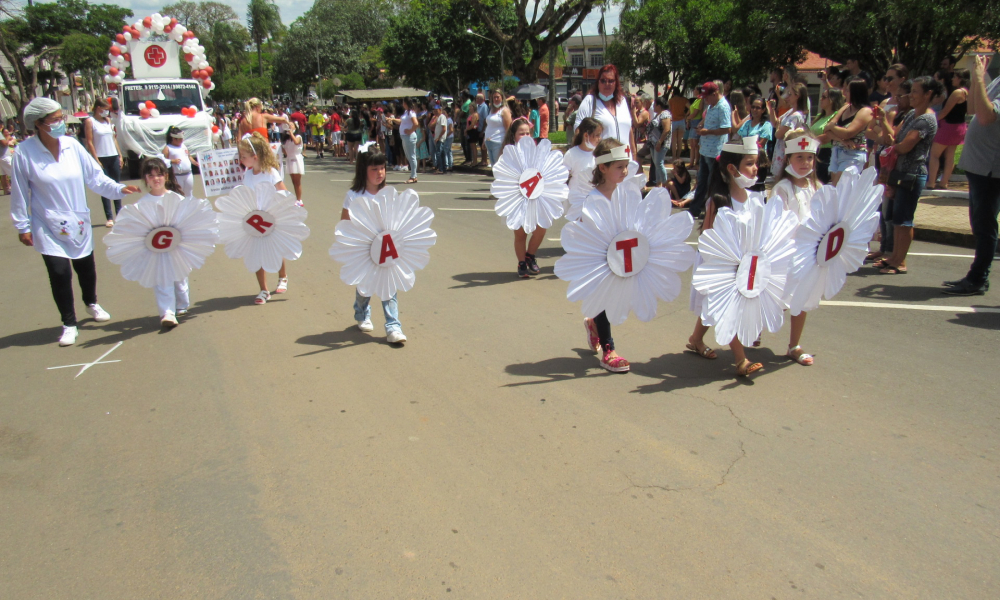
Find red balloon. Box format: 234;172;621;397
169;18;178;26
212;125;219;133
184;53;194;63
109;67;119;76
109;83;118;91
109;46;121;56
183;31;195;40
139;107;151;119
164;24;173;33
116;34;126;44
202;78;212;89
204;66;214;77
122;25;130;32
142;17;152;28
145;101;156;109
123;53;131;62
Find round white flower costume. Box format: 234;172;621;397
491;136;568;232
555;187;697;325
216;182;310;273
784;167;882;315
104;191;219;288
330;187;437;300
692;195;799;346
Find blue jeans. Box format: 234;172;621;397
444;135;454;170
400;131;418;179
436;137;450;172
485;140;503;166
354;289;400;334
891;174;926;227
964;172;1000;286
652;143;669;185
879;194;895;254
689;154;715;217
428;137;437;168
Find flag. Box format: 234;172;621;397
130;42;181;79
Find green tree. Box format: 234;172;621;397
247;0;283;77
162;1;242;36
214;72;272;102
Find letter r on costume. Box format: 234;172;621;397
379;234;399;264
615;238;639;273
246;214;273;233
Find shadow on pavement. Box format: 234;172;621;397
502;348;610;385
191;295;285;314
294;327;382;357
0;326;63;349
533;247;565;259
630;347;795;393
77;316;162;348
948;307;1000;330
450;271;559;288
853;283;957;302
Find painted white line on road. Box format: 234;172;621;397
330;179;488;184
820;301;1000;314
415;191;491;196
47;341;125;378
437;208;496;212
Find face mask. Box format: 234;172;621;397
47;121;67;138
785;164;814;179
95;110;106;119
598;92;614;102
733;171;756;189
492;101;503;108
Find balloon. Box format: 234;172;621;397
150;109;160;118
212;125;219;133
197;61;209;70
184;53;194;63
204;66;214;77
109;84;117;91
109;67;119;76
104;74;113;83
103;65;111;73
196;45;204;54
140;107;151;119
209;82;216;91
123;32;132;42
113;75;123;84
123;53;131;62
202;78;212;90
170;18;178;26
145;101;156;109
142;17;152;28
183;31;195;40
110;46;121;56
164;24;173;33
116;34;125;44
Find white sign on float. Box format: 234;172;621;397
130;41;181;79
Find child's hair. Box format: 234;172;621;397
350;147;387;193
502;117;532;146
773;128;820;188
166;126;183;144
238;132;280;172
671;159;688;179
140;156;182;194
590;137;625;186
706;149;754;209
571;117;602;147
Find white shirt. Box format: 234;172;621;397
242;167;282;188
282;137;303;161
484;109;506;143
165;143;192;175
576;94;633;147
90;117;118;157
434;114;447;141
770;178;818;223
400;110;417;136
343;187;382;210
563;145;596;221
10;136;125;259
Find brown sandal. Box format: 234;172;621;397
685;342;717;359
736;359;763;378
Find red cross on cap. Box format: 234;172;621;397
797;137;810;150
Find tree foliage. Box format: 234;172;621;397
247;0;284;77
162;1;241;34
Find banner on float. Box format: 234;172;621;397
198;144;285;197
130;42;181;79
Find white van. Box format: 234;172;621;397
115;78;214;178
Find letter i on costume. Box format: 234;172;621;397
768;129;820;366
341;147;407;344
687;136;767;377
583;139;634;373
239;132;290;304
163;126;197;197
141;158;191;328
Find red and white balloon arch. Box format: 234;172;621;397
103;13;215;93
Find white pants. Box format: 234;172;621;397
175;172;194;197
154;279;190;317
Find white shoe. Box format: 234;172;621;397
86;304;111;322
275;278;288;293
176;308;188;316
387;330;407;344
357;318;374;332
254;290;270;305
59;325;78;346
295;200;304;207
161;311;178;328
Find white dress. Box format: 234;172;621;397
689;191;762;324
165;143;194;196
769;178;818;224
243;167;282;188
283;138;304;175
575;94;633;148
563;145;596;221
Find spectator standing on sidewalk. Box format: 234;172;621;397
538;97;550;140
943;55;1000;296
688;81;731;217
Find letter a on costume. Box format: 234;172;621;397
825;228;845;262
151;230;173;250
379;234;399;264
615;238;639;273
519;172;543;197
246;214;273;234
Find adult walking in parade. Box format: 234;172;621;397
943;55;1000;296
9;98;140;346
574;64;637;157
82;97;125;227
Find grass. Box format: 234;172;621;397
954;145;964;175
547;131;567;145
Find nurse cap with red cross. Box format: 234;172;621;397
786;132;819;154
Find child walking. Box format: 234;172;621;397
238;132;291;304
562;117;603;221
163;126;198;196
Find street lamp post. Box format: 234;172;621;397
467;29;504;93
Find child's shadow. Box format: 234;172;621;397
294;327;382;356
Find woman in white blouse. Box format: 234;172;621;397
574;64;637;158
83;97;125;227
10;97;140;346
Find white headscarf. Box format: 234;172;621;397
23;97;62;130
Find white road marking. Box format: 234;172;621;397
414;191;491;196
47;341;125;378
331;179;488;184
819;301;1000;314
437;208;495;212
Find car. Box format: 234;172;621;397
558;97;569;110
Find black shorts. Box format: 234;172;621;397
466;129;481;144
345;132;362;143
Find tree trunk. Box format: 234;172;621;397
257;41;264;78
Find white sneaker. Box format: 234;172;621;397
275;278;288;293
86;304;111;322
59;325;78;346
254;290;270;305
387;330;407;344
176;308;189;316
357;318;374;332
161;311;178;328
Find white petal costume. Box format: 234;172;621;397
216;182;310;273
784;167;882;315
555;187;696;325
692;195;799;346
104;191;219;288
330;187;437;300
491;136;569;232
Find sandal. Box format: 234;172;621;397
865;251;884;262
685;341;717;359
405;178;418;184
878;264;907;274
787;345;814;366
254;290;270;305
583;318;600;354
600;347;630;373
872;258;891;269
275;278;288;294
736;359;763;378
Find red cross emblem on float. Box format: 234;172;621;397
797;137;811;150
144;44;168;68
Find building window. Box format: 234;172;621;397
590;53;603;67
571;54;584;67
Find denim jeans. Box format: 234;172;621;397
443;135;454;170
485;140;503;167
879;194;895;254
400;131;418;179
964;172;1000;287
652;143;669;185
436;137;450;172
428;137;437;168
689;155;716;217
354;289;400;333
98;155;121;220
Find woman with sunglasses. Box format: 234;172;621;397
574;64;637;158
10;97;141;346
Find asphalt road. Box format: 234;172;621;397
1;156;998;599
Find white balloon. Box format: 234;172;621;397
174;25;186;36
197;60;209;70
209;82;216;91
153;23;164;34
123;32;132;42
104;74;113;83
152;13;161;20
122;61;130;68
104;65;111;73
197;45;205;54
150;108;160;118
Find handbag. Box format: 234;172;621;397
887;168;919;192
